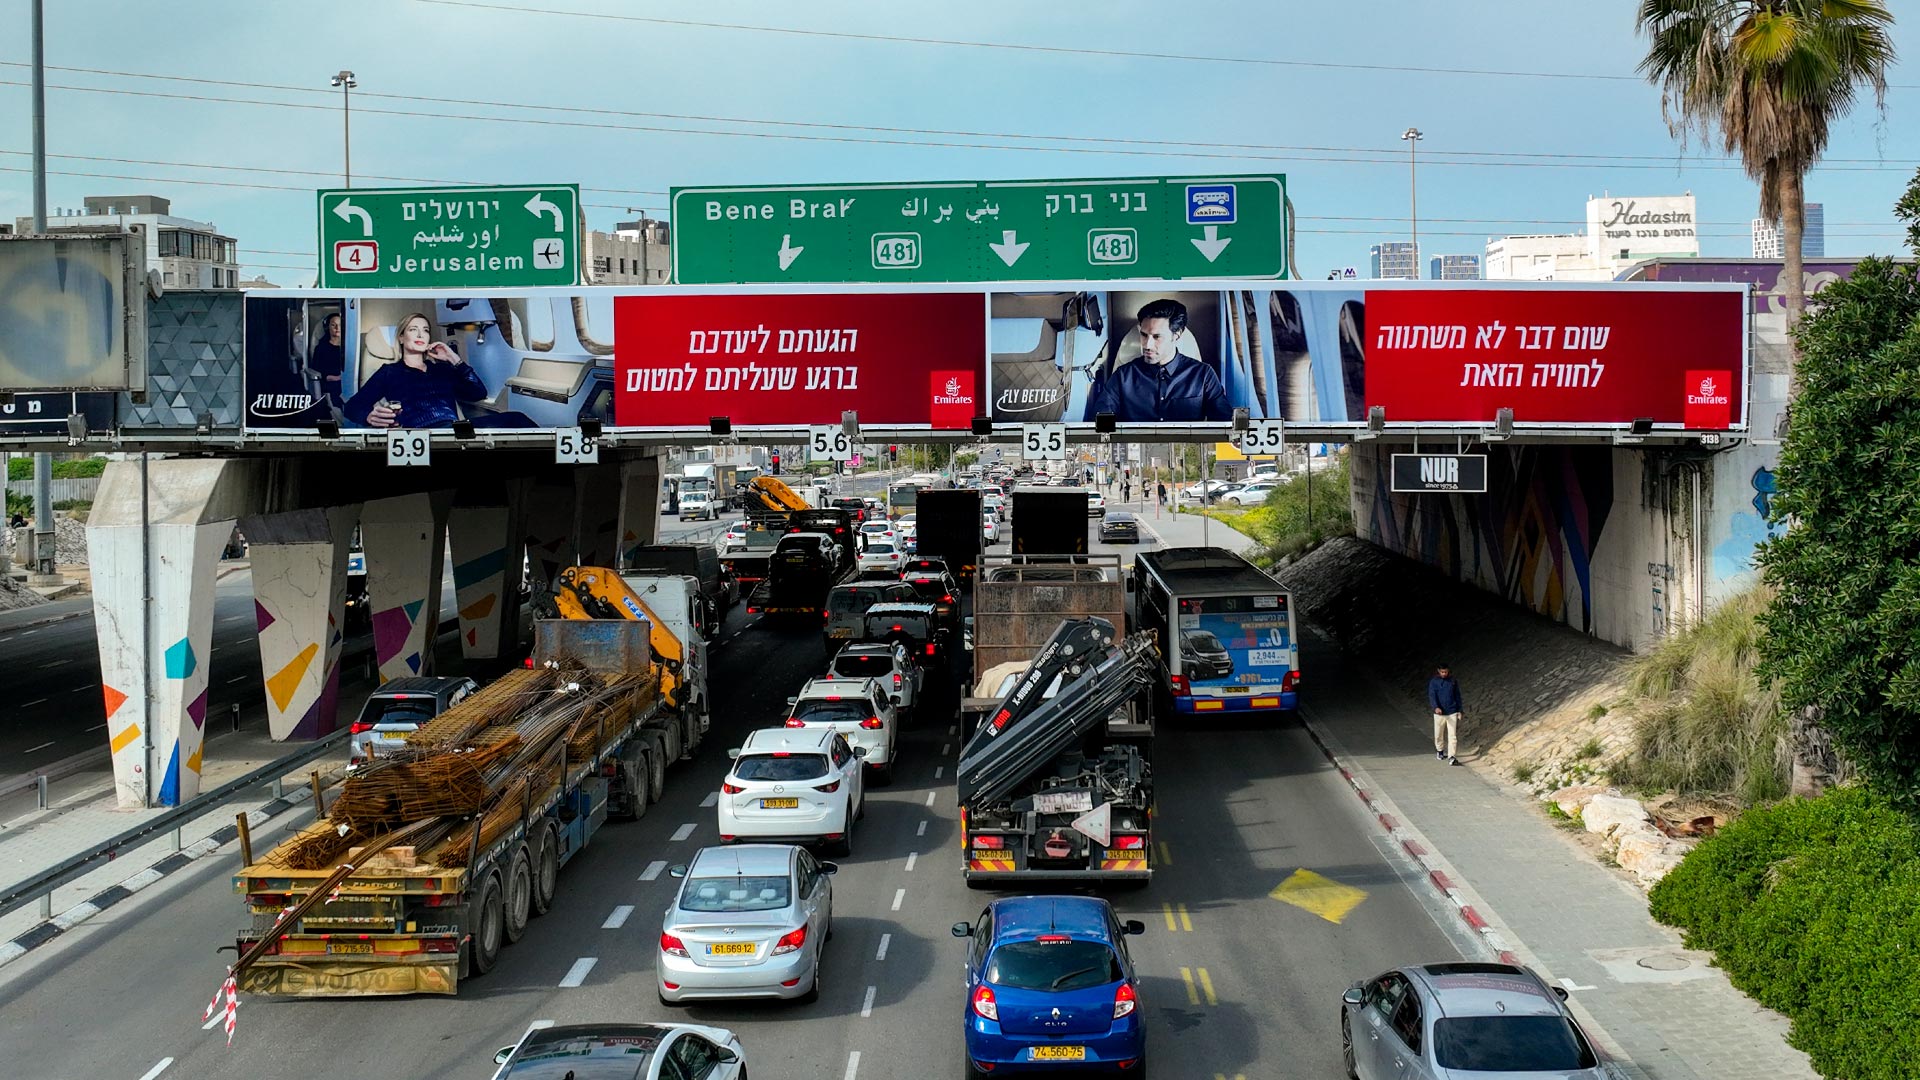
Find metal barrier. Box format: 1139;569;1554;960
0;729;349;921
0;749;102;811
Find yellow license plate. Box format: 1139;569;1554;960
971;849;1015;860
707;942;755;955
327;942;374;955
760;797;799;809
1222;686;1251;693
1031;1046;1086;1061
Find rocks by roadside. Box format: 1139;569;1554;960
1551;787;1699;887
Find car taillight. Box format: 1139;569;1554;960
349;721;374;735
892;673;902;689
784;718;807;728
722;782;745;794
925;643;936;656
971;985;999;1020
1283;670;1300;691
1113;981;1137;1018
1035;934;1071;944
815;779;841;793
660;933;689;957
971;834;1004;848
1170;674;1191;697
860;716;883;730
1111;834;1146;849
772;925;807;955
942;594;954;604
823;611;832;624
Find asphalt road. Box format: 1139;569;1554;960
0;511;1478;1080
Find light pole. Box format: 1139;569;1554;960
1401;127;1423;279
330;70;357;187
625;208;652;283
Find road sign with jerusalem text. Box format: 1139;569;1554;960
317;185;580;289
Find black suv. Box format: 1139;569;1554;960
860;601;947;667
899;568;963;631
823;580;919;650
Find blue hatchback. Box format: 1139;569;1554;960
952;895;1148;1076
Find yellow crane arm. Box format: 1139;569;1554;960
747;475;811;512
552;566;685;703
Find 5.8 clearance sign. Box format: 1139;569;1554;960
1362;289;1746;429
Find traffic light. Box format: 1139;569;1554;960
769;451;781;475
887;444;898;463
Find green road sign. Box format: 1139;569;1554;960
671;175;1286;284
316;185;580;289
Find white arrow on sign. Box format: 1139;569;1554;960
988;230;1030;267
524;192;566;233
1191;224;1233;263
777;234;805;271
1069;801;1111;847
331;198;374;238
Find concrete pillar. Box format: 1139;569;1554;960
523;474;578;602
361;490;453;683
240;504;360;740
87;457;265;807
618;454;666;566
449;479;529;661
574;464;623;568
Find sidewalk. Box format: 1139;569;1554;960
1293;629;1815;1080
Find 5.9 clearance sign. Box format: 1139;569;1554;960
1362;289;1746;429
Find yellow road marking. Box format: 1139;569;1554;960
1216;1074;1247;1080
1197;967;1218;1005
1161;902;1193;931
1269;867;1369;924
1177;903;1192;931
1157;841;1173;865
1162;902;1177;931
1180;966;1199;1005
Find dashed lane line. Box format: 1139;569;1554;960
700;792;718;808
22;699;46;708
861;985;876;1018
138;1060;173;1080
603;905;634;930
843;1051;861;1080
669;823;697;842
23;741;55;754
876;933;891;961
933;766;944;780
639;860;667;881
916;820;927;837
940;742;950;754
226;676;248;684
558;957;598;987
1157;841;1173;866
904;852;917;872
890;888;905;912
924;792;936;807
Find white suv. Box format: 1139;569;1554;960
784;677;900;785
719;728;866;856
827;642;922;720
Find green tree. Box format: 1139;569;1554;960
1756;228;1920;797
1636;0;1896;365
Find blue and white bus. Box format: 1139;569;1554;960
1131;547;1298;716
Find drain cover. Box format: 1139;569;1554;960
1636;953;1691;971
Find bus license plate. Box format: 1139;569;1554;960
1031;1046;1086;1060
761;797;799;809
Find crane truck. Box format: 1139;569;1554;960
228;567;707;997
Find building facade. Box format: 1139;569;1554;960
1369;241;1418;280
1486;193;1700;281
586;218;671;285
1753;203;1824;258
1428;254;1482;280
15;195;240;289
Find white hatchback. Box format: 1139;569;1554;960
718;728;866;856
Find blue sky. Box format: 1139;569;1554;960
2;0;1914;285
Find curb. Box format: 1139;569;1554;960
1295;712;1521;965
0;784;320;971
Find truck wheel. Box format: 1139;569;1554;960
470;871;505;976
530;824;560;916
503;845;532;944
647;738;669;802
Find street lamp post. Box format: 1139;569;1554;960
625;207;652;284
330;70;357;187
1401;127;1423;279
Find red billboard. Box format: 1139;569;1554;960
614;292;985;428
1362;289;1746;428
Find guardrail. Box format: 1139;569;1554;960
0;729;349;922
0;749;104;810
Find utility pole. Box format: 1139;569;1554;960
330;71;357;187
1402;127;1423;279
626;208;653;283
30;0;56;578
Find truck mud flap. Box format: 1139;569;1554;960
236;959;458;997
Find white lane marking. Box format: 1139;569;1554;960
844;1051;861;1080
0;636;11;643
22;698;46;708
904;852;917;872
940;742;950;754
948;724;957;735
876;933;891;961
87;723;106;731
890;888;905;911
1560;977;1598;992
700;791;718;808
201;1007;224;1030
640;860;667;881
45;659;71;668
138;1060;173;1080
226;675;248;684
670;823;696;841
861;984;876;1017
23;741;56;754
603;905;634;930
916;820;927;837
558;957;598;987
17;629;37;637
934;766;944;780
924;791;936;807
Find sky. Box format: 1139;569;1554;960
2;0;1915;285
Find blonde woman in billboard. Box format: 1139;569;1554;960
344;312;533;429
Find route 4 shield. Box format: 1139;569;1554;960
1070;802;1112;846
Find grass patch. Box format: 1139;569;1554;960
1201;454;1354;569
1610;585;1790;806
1587;703;1610;719
1512;762;1537;784
1575;738;1605;760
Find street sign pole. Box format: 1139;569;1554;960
317;184;581;289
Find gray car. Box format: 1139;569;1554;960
658;844;837;1006
1341;962;1607;1079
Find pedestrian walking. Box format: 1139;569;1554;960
1156;482;1167;506
1428;663;1464;765
1121;479;1132;503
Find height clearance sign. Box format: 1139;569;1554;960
670;175;1287;284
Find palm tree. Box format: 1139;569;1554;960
1637;0;1896;359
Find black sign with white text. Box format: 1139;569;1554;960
1390;453;1488;493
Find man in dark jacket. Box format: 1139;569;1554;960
1428;664;1464;765
1084;299;1231;423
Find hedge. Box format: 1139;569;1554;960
1648;787;1920;1079
6;456;106;480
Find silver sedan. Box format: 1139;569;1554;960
1341;962;1608;1079
658;843;836;1005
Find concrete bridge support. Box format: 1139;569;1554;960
618;454;666;565
449;479;530;662
239;504;361;741
522;472;578;604
361;490;453;683
574;464;624;569
87;457;265;807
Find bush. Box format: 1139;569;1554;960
1202;455;1354;568
1649;788;1920;1079
5;456;104;481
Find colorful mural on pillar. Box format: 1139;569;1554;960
246;505;359;741
362;491;452;684
449;502;524;661
1360;444;1615;634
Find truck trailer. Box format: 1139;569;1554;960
1009;488;1090;556
914;489;984;582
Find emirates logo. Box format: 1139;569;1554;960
945;377;962;397
1698;377;1716;397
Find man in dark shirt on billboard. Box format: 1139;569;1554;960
1084;298;1231;423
